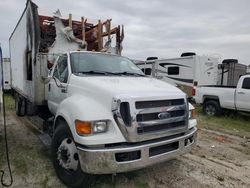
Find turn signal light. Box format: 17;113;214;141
189;109;197;119
75;120;92;135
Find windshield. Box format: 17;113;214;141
70;52;144;76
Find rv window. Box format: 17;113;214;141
242;78;250;89
168;66;179;75
53;55;68;83
26;51;32;80
141;68;152;75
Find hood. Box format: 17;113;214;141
69;75;186;102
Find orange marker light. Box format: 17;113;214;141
75;120;92;135
191;110;197;119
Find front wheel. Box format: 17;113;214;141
203;100;223;116
51;122;93;188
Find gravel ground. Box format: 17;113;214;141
0;112;250;188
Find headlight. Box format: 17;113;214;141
75;120;108;136
93;121;108;133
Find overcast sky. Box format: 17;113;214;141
0;0;250;64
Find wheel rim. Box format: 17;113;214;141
205;104;216;116
57;138;79;171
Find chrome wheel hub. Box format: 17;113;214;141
57;138;79;171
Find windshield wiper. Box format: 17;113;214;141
77;71;115;75
77;71;145;77
112;72;145;77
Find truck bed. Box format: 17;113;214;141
195;85;236;110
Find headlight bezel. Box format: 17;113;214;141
75;120;108;136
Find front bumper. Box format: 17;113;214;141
77;127;197;174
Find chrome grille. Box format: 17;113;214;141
137;121;185;134
135;99;187;135
136;110;185;122
113;97;188;142
135;99;184;109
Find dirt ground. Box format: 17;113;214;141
1;112;250;188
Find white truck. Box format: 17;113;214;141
10;1;197;187
194;74;250;116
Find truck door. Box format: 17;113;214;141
235;77;250;112
47;55;69;114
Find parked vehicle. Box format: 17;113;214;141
2;58;11;90
134;53;219;97
217;59;247;87
10;1;197;187
194;74;250;116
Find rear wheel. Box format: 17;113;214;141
203;100;222;116
15;95;25;116
51;122;93;188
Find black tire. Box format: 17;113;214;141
15;95;25;116
51;122;93;188
26;101;37;116
203;100;223;116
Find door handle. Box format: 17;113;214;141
238;91;245;94
61;88;66;93
48;84;51;92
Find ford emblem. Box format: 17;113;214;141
158;112;171;119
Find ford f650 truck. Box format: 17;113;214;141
10;1;197;187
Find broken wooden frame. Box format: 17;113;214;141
39;14;124;54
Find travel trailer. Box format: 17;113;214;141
135;53;219;97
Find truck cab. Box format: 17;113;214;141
47;51;197;187
235;74;250;111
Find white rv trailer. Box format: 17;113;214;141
135;55;219;97
3;58;11;90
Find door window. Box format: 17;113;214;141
53;55;68;83
242;78;250;89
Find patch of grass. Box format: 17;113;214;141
196;105;250;137
0;134;5;166
134;178;149;188
4;94;15;112
124;171;139;180
12;157;28;175
91;175;114;188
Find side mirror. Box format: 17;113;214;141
41;76;52;84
